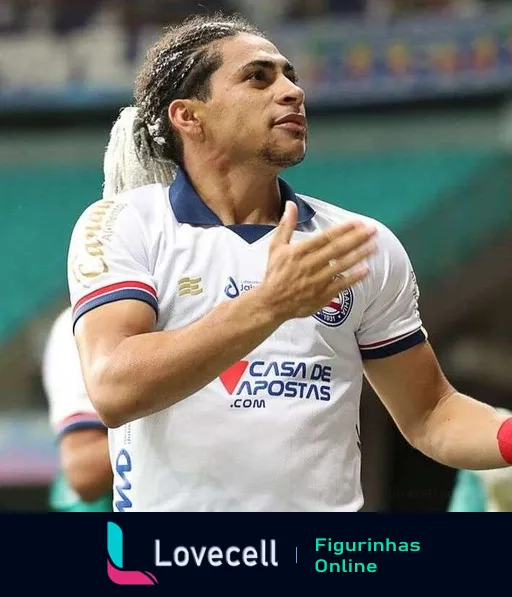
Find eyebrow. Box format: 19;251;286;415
237;59;298;80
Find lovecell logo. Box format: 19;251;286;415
107;522;158;585
154;539;278;567
107;523;278;584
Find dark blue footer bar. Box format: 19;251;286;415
2;514;506;592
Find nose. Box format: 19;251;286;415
276;76;305;107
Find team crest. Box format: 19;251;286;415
312;288;354;328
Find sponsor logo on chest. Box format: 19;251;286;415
218;360;332;410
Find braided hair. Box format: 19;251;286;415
103;13;264;199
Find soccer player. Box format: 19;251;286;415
43;307;112;512
67;14;512;512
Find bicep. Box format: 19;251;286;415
363;341;455;441
74;299;156;385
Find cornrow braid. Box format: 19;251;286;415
134;12;265;169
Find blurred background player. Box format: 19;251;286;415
42;307;112;512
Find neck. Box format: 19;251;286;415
183;160;283;226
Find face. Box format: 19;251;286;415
193;33;307;170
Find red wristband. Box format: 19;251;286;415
497;418;512;465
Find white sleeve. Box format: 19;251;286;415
43;308;105;438
356;223;427;359
67;196;158;330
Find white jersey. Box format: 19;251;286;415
42;307;105;438
67;170;427;512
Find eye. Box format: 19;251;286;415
247;70;268;83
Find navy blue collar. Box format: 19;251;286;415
169;168;315;243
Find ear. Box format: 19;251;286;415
168;99;202;137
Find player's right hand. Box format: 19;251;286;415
258;201;377;323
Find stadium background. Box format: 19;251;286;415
1;0;511;512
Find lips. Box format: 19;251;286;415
274;114;307;130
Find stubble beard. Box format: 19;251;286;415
258;134;307;169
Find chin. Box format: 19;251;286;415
259;142;306;169
275;153;305;169
288;151;306;167
286;145;307;166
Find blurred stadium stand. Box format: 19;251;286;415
1;0;511;511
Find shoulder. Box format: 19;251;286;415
73;184;170;232
119;183;170;222
69;185;171;265
300;193;407;258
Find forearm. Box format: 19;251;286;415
61;432;112;502
93;288;281;427
415;390;511;470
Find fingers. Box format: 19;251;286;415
318;239;377;281
265;212;378;322
270;201;298;248
298;220;361;253
324;265;370;298
312;223;377;267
